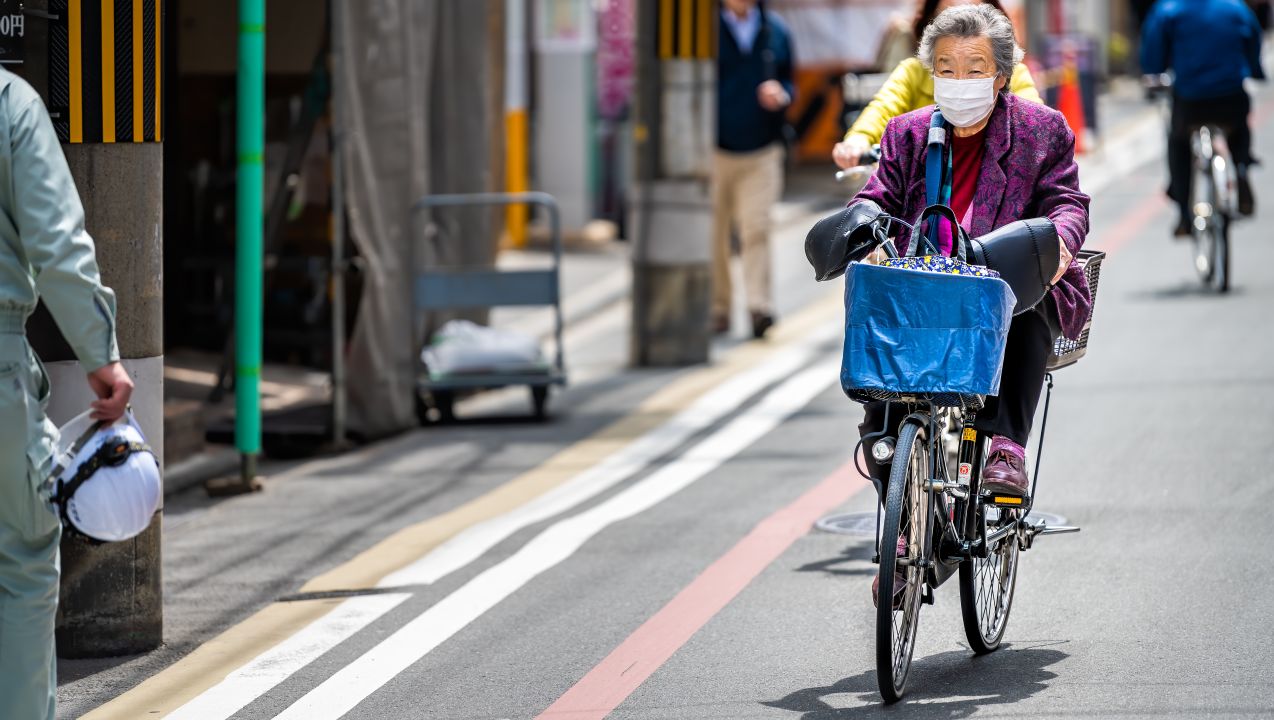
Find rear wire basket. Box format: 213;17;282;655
1046;249;1105;371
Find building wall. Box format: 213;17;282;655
177;0;325;75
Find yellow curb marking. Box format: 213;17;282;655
81;599;343;719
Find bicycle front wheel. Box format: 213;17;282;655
958;502;1020;654
875;420;929;703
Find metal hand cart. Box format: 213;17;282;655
411;192;567;422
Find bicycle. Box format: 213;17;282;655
1144;74;1238;293
1186;124;1237;292
845;214;1105;703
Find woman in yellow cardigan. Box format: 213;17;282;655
832;0;1042;169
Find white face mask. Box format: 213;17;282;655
932;76;999;128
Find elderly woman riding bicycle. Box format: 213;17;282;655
811;4;1091;510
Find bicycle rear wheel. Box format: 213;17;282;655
1211;212;1230;293
876;421;929;703
958;502;1020;654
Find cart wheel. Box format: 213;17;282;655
433;391;456;423
414;392;431;426
531;386;550;420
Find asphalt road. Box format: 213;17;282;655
60;85;1274;720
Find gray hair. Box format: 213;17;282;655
917;4;1025;85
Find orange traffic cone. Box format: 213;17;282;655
1056;60;1086;153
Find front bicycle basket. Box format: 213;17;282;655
841;263;1015;405
1046;249;1105;371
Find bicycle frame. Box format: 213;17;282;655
876;390;1070;596
1192;125;1239;219
873;403;992;594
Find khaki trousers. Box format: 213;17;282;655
0;330;61;720
711;143;784;318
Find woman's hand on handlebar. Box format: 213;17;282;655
862;246;889;266
833;135;872;170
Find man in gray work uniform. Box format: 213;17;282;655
0;67;134;719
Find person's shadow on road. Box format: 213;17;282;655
794;541;876;578
762;644;1067;719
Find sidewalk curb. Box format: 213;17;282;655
552;262;632;338
163;448;240;497
1079;91;1166;195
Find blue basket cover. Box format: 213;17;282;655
841;263;1016;398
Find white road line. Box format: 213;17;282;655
164;593;411;720
274;358;840;720
379;327;835;588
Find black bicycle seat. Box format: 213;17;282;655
967;218;1061;315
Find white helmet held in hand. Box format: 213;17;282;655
53;410;162;543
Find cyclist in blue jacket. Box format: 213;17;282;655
1141;0;1266;235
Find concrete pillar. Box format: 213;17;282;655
31;145;165;658
630;0;714;366
18;0;164;657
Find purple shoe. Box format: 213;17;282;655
872;536;910;610
981;450;1030;500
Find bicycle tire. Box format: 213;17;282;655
1187;182;1217;284
875;421;928;703
1212;212;1230;293
1192;130;1217;286
1194;222;1215;285
958;500;1020;654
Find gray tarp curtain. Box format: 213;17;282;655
336;0;495;438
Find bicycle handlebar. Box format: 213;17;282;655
858;212;914;261
1141;73;1173;100
835;146;882;183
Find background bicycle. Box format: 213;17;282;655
1144;74;1245;292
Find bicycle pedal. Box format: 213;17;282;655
982;492;1029;508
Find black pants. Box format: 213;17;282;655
858;300;1058;483
1168;91;1253;219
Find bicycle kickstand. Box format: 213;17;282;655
1020;373;1081;549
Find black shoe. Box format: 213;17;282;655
750;312;774;339
1238;174;1255;216
1174;216;1193;238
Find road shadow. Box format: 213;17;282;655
762;644;1067;719
795;541;876;578
1130;282;1246;301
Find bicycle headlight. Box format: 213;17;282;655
871;438;895;463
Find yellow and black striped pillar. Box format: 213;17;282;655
48;0;161;144
657;0;715;61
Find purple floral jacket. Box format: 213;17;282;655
852;92;1091;341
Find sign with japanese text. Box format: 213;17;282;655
0;0;24;66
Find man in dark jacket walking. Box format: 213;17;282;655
1141;0;1265;235
714;0;794;338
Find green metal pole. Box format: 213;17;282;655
236;0;265;481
